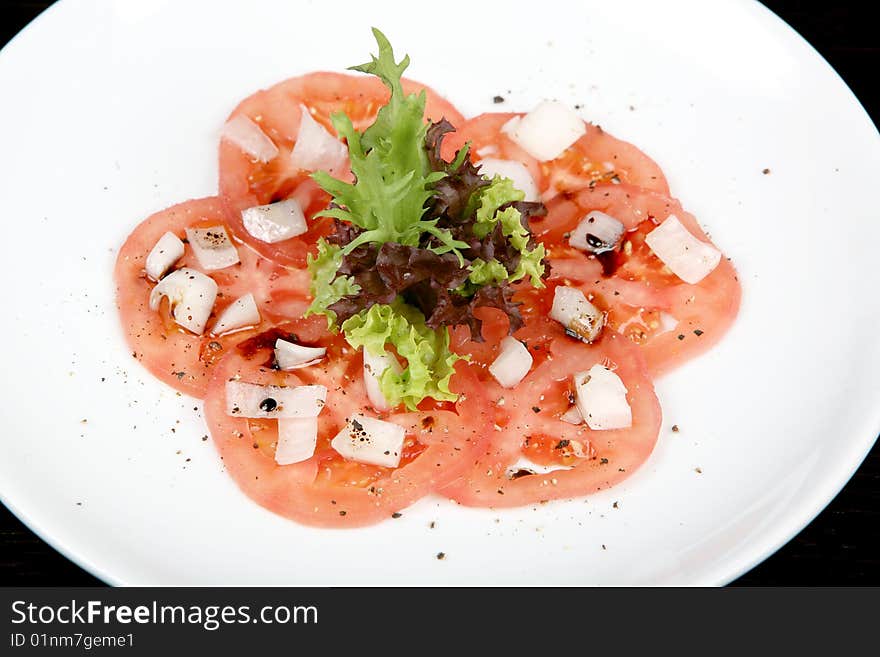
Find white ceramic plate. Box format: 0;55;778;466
1;0;878;586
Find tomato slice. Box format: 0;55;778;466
202;320;493;527
218;72;466;267
443;312;661;507
114;197;312;397
535;183;741;377
439;112;670;200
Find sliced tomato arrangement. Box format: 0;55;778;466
534;183;741;376
444;308;661;507
440;112;670;201
202;319;493;527
218;72;466;267
114;51;744;526
115;197;312;397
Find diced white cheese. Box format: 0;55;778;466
290;104;348;174
275;417;318;465
573;365;632;430
240;198;308;244
559;405;583;425
145;231;184;281
644;215;721;284
550;286;604;343
658;311;679;334
211;293;260;336
225;381;327;419
488;337;533;388
501;101;586;161
274;339;326;370
478;158;539;201
148;267;217;335
362;348;402;412
221;114;279;163
330;415;406;468
185;226;240;271
569;211;625;253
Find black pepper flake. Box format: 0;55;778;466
391;512;402;519
259;397;278;412
694;329;704;336
429;521;436;529
600;457;609;465
677;334;685;341
762;168;770;175
436;552;446;560
201;435;208;441
531;406;541;414
671;424;679;433
612;501;619;509
339;510;347;516
492;95;505;104
555;440;570;449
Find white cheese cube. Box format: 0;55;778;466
241;198;308;244
225;381;327;419
644;215;721;284
275;417;318;465
331;415;406;468
501;101;586;161
145;231;184;281
185;226;240;271
573;365;632;430
489;337;533;388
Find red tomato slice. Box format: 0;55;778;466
443;312;661;507
202;320;493;527
218;72;466;267
535;183;741;376
114;197;312;398
439;112;670;200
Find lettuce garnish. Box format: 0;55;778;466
342;301;459;410
307;28;548;408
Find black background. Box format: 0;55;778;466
0;0;877;586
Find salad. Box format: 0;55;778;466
115;30;740;526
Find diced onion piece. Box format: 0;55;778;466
290;104;348;174
501;101;586;161
363;348;402;412
559;405;583;425
225;381;327;419
574;365;632;430
488;337;533;388
550;286;604;343
185;226;240;271
478;158;539;201
212;293;260;336
275;417;318;465
221;114;279;163
148;267;217;335
330;415;405;468
644;215;722;284
240;198;308;244
274;339;326;370
145;231;184;281
569;211;625;254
